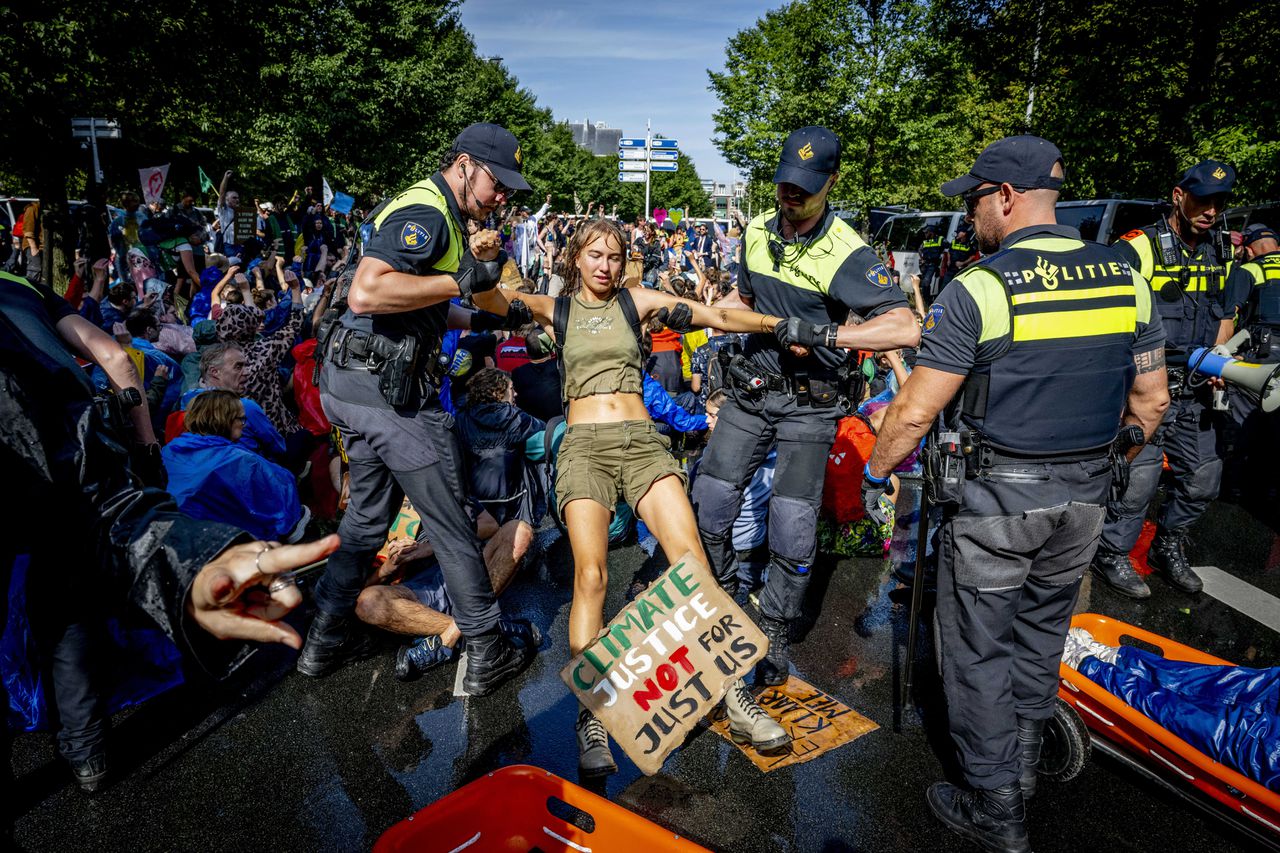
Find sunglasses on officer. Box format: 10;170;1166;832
476;161;516;198
962;183;1034;216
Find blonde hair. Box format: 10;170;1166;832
560;219;627;299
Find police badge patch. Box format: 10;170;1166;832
922;304;944;335
866;263;892;288
400;222;430;250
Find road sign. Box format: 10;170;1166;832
619;138;647;148
651;139;679;149
649;151;678;162
619;173;647;183
619;149;647;161
71;118;121;139
650;163;678;172
620;161;648;172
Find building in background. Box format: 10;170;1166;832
706;181;746;223
568;119;622;156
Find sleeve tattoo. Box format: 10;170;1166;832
1134;347;1165;374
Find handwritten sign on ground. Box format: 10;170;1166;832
376;497;421;560
706;675;878;772
560;552;766;776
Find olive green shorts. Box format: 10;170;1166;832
555;419;687;516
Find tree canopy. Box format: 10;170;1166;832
709;0;1279;221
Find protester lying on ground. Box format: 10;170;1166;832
1063;628;1280;791
162;390;309;542
354;513;539;682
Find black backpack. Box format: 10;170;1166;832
139;216;194;246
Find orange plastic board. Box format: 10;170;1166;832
374;765;710;852
706;675;879;772
560;552;767;776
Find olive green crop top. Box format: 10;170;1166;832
560;293;644;401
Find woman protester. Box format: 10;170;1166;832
478;217;795;777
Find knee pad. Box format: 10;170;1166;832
691;472;742;537
760;553;812;622
767;495;819;566
1185;457;1223;503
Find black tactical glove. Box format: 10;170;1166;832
455;250;506;300
860;465;895;528
655;302;695;333
774;317;839;349
130;442;167;490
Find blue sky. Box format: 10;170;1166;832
457;0;776;185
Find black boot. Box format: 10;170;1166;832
1016;718;1045;800
462;628;537;697
1147;529;1203;593
1090;549;1151;599
296;610;375;677
755;614;790;687
927;781;1030;853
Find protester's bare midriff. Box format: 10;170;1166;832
566;391;648;425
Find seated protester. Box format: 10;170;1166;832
355;512;539;682
179;342;288;458
216;290;305;438
1063;628;1280;792
99;281;136;333
121;309;181;415
180;319;221;393
162;390;309;543
189;266;229;324
456;368;547;529
511;327;563;422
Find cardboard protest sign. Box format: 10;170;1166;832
706;675;878;772
560;552;766;776
234;210;258;247
139;164;169;204
376;497;421;560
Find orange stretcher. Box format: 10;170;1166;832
1053;613;1280;848
374;764;710;852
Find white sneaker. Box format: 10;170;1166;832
1062;627;1119;669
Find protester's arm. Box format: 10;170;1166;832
55;313;158;444
884;349;910;387
632;287;782;335
644;375;708;432
217;170;232;209
866;366;966;479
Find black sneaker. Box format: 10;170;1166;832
70;753;108;795
1090;550;1151;599
1147;530;1203;593
394;636;454;681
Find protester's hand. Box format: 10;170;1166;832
861;471;895;528
142;292;159;308
189;535;340;648
74;256;88;276
234;273;249;286
154;364;170;380
470;229;502;262
226;264;241;278
223;170;233;180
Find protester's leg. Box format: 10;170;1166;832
564;499;614;656
355;584;455;638
636;475;706;565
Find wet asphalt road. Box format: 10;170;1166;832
12;482;1279;852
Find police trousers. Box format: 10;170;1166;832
318;363;500;637
691;387;840;621
1098;394;1222;555
936;457;1110;789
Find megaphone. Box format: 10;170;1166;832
1188;346;1280;412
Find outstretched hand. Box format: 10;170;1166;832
189;535;340;649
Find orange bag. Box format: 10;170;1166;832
822;414;877;524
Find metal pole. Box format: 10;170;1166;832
901;431;933;710
644;118;651;220
90;117;103;183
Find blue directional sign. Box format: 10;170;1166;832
649;151;678;162
650;163;678;172
618;172;646;183
618;138;647;148
650;139;679;149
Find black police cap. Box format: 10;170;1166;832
942;135;1064;197
1177;159;1235;197
1242;223;1279;246
453;123;531;192
773;126;841;195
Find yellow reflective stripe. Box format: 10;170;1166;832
957;267;1010;343
0;269;42;297
371;179;462;272
1013;306;1137;341
1009;237;1085;252
1010;284;1135;305
1125;232;1156;280
1132;270;1153;324
743;211;865;295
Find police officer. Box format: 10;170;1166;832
1091;160;1240;599
944;225;980;285
1222;224;1280;496
692;126;920;686
862;136;1169;853
301;123;538;695
919;225;946;301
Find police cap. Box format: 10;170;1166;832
453;123;532;192
1242;223;1279;246
1177;159;1235;197
773;126;841;195
942;135;1064;197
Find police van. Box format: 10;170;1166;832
873;198;1165;293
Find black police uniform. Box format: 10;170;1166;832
0;270;251;805
943;231;977;285
1222;233;1280;492
1095;182;1240;580
919;231;945;299
918;224;1163;792
692;204;907;647
315;174;503;638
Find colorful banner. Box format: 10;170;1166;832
139;164;170;204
